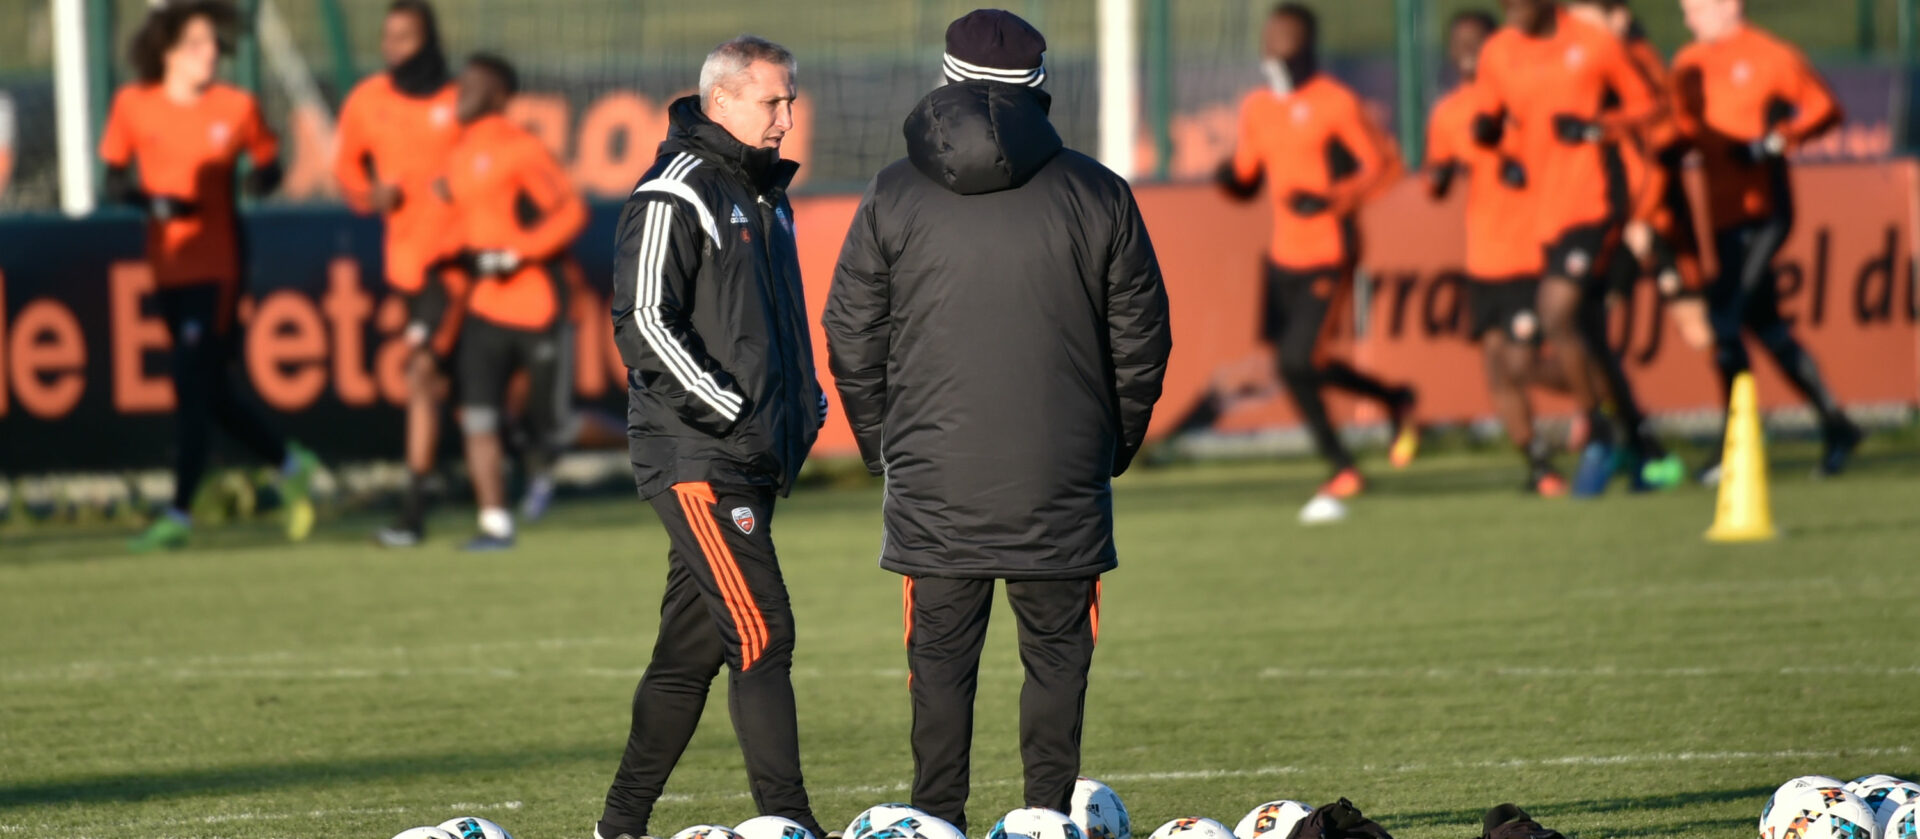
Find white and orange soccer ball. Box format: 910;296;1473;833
1149;818;1238;839
1234;801;1315;839
1071;777;1132;839
1759;776;1876;839
673;825;746;839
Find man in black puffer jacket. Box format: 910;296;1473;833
823;9;1172;830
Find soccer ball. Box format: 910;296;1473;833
1759;776;1876;839
845;804;932;839
1071;777;1133;839
438;817;515;839
1885;800;1918;839
389;829;458;839
989;808;1087;839
1234;801;1315;839
673;826;745;839
870;814;968;839
737;816;818;839
1298;493;1347;525
1850;776;1904;796
1149;818;1237;839
1855;778;1920;835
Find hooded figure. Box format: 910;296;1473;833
822;9;1172;829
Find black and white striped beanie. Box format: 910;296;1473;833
942;9;1047;88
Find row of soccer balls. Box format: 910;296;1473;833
1760;774;1920;839
385;778;1303;839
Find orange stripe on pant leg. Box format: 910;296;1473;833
1089;579;1102;646
685;495;766;669
675;489;759;669
902;577;915;689
684;495;770;670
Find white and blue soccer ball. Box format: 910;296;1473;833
989;808;1087;839
1071;777;1132;839
870;814;968;839
1234;801;1315;839
1856;778;1920;836
737;816;818;839
1885;800;1919;839
1851;776;1904;796
390;829;459;839
1149;818;1238;839
845;805;933;839
1760;776;1876;839
438;817;515;839
673;825;746;839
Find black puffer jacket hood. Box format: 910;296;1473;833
905;81;1064;195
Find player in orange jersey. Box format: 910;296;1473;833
440;54;587;550
1672;0;1863;481
101;1;320;552
335;0;468;547
1470;0;1663;496
1427;10;1571;497
1218;2;1418;500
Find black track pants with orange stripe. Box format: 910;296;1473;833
903;576;1101;833
600;482;823;839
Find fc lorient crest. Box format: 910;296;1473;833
731;506;756;534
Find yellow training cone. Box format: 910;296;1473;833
1707;372;1778;542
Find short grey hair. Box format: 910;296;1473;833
699;35;796;105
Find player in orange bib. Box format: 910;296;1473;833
1218;3;1418;500
100;1;320;552
440;54;587;550
1427;10;1571;497
1672;0;1863;481
1469;0;1665;496
334;0;467;547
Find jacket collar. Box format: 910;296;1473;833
662;95;800;194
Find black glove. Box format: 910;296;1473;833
1215;159;1264;201
1428;161;1460;200
244;160;283;198
1498;157;1529;189
1729;131;1787;166
1552;113;1603;145
1471;113;1506;148
816;391;830;424
1287;190;1332;217
1294;799;1393;839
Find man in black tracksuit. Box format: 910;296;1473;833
823;10;1172;832
596;35;829;839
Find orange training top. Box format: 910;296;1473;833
443;113;587;331
1622;37;1681;229
1427;82;1542;281
1472;7;1659;242
1231;75;1395;272
98;82;277;288
1671;23;1841;230
334;73;464;293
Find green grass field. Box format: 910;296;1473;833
3;441;1918;839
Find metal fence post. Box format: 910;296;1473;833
1393;0;1425;167
1146;0;1171;180
318;0;358;96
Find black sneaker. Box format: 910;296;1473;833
1818;421;1864;477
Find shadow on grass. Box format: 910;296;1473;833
1382;784;1774;835
0;743;612;810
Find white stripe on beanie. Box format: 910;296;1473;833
942;52;1046;87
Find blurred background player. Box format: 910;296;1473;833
101;0;320;552
440;53;586;550
1470;0;1662;496
1218;2;1418;500
1426;10;1569;497
1563;0;1691;491
333;0;467;547
1671;0;1863;482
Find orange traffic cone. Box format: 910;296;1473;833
1706;372;1778;542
